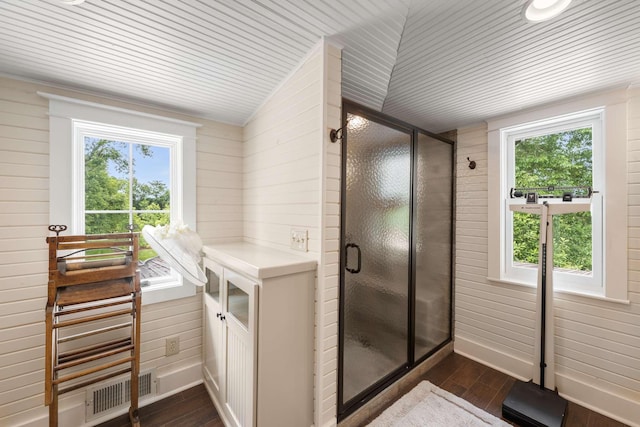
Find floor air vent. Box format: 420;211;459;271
85;369;156;422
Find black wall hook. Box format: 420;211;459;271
329;118;351;143
467;157;476;169
329;127;343;143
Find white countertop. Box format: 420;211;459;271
202;242;317;279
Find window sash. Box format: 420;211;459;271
502;112;604;292
74;121;182;287
74;121;181;234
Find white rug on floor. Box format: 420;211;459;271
368;381;510;426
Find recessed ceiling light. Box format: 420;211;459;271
523;0;572;22
60;0;85;5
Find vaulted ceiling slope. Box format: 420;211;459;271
1;0;639;133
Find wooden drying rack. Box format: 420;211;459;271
45;226;141;427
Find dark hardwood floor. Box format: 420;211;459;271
96;384;223;427
364;352;630;427
98;353;629;426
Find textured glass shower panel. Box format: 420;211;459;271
414;132;453;360
342;113;411;405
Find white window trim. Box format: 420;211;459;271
503;111;604;293
73;121;181;234
41;92;201;305
487;90;629;303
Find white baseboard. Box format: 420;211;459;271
455;336;532;381
13;362;203;427
555;373;639;427
155;362;202;396
455;336;639;427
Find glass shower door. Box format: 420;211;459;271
340;112;412;408
414;132;453;360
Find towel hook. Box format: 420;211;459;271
329;118;350;143
329;127;342;143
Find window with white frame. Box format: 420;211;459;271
502;111;603;294
487;92;628;302
75;121;180;288
43;92;200;304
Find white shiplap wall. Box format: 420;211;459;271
0;77;243;426
0;79;50;427
454;124;537;374
243;44;323;251
318;43;342;427
197;120;244;244
242;40;342;427
455;89;640;426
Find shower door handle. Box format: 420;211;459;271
345;243;361;274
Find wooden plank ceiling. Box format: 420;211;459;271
0;0;639;132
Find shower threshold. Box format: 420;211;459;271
338;342;453;426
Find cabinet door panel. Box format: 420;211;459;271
223;270;257;427
203;260;224;397
225;321;251;427
204;299;223;394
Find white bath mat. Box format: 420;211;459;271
368;381;510;426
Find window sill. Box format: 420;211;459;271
486;276;630;305
141;279;196;305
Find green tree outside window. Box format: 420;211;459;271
84;138;170;262
513;128;593;272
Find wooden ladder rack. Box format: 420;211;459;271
45;231;141;427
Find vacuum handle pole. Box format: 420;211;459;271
540;240;547;390
538;202;550;390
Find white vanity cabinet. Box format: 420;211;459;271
203;259;257;427
202;243;316;427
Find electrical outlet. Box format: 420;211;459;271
166;337;179;356
290;229;308;252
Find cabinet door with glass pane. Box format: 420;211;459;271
222;270;257;427
203;258;225;398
